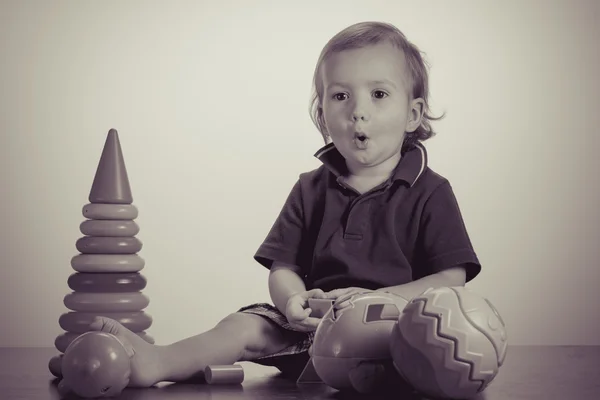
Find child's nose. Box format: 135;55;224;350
352;111;369;121
350;99;371;121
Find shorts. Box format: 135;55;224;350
237;302;313;379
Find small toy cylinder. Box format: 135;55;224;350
204;364;244;384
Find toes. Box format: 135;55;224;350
89;316;121;334
122;340;136;359
87;317;136;357
88;316;102;331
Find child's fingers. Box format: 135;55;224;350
291;307;312;322
332;289;374;307
324;288;353;299
304;288;326;299
334;298;353;310
290;320;319;332
287;302;308;321
323;288;342;298
332;292;357;307
313;289;328;299
299;316;321;329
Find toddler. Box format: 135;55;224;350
85;21;481;387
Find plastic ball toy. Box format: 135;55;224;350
390;286;508;399
60;331;132;398
311;291;409;392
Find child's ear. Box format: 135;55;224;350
318;106;330;136
406;98;424;133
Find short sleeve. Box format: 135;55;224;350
416;181;481;282
254;178;307;272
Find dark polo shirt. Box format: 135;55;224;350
254;142;481;292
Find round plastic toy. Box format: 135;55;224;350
311;291;409;392
63;291;150;312
60;331;132;398
48;354;63;378
70;254;145;273
59;311;152;333
67;272;147;293
80;219;140;236
390;286;508;399
75;236;143;254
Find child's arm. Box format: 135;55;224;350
330;265;467;309
376;264;467;300
377;180;480;300
268;261;307;314
269;262;328;331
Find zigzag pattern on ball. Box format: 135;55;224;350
454;288;507;368
403;295;485;392
426;288;499;383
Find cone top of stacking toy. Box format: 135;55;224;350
89;129;133;204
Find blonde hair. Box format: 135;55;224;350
309;21;444;150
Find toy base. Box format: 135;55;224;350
296;358;322;384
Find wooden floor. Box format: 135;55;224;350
1;346;599;399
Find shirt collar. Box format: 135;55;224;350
314;141;427;187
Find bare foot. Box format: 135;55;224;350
88;316;164;387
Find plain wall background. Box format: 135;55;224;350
1;0;598;348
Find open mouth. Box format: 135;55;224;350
353;132;369;148
354;131;368;141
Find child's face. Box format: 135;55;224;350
320;41;423;175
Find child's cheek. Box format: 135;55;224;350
324;105;347;126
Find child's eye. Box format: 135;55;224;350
333;93;348;101
373;90;388;99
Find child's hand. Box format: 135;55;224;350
326;287;374;309
285;289;330;332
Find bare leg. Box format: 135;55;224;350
89;312;304;386
159;312;305;382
